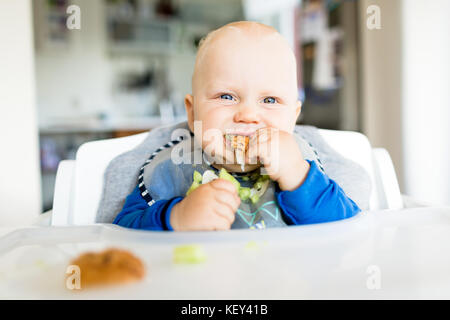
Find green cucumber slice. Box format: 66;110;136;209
193;170;202;183
219;168;240;191
186;181;200;196
173;245;206;264
250;194;260;204
238;187;251;201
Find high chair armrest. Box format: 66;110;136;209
372;148;403;210
51;160;75;226
402;195;436;208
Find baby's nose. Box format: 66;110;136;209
234;104;260;123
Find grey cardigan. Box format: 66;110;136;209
96;121;371;223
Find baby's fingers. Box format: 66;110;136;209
246;137;271;165
209;178;238;195
246;141;260;164
212;205;235;229
215;192;240;216
251;127;277;145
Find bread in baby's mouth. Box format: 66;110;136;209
225;134;250;168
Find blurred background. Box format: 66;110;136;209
0;0;449;224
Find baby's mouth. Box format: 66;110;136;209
224;128;257;137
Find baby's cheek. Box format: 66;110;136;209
264;110;296;132
198;112;223;131
201;127;225;156
259;114;282;130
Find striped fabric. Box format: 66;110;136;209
137;134;190;206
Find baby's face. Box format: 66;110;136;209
185;24;301;171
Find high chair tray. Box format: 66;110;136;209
1;207;450;299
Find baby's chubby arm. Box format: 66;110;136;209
246;127;361;224
170;179;241;231
113;185;183;230
276;160;361;224
114;179;240;231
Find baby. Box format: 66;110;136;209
113;21;361;231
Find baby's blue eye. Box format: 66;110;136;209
263;97;276;104
220;94;233;100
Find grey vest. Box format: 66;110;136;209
96;121;371;224
139;134;323;229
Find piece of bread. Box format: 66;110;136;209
68;248;145;289
228;135;249;152
226;134;250;166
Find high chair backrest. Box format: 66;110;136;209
51;126;403;226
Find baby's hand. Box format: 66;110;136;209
246;127;310;191
170;179;241;231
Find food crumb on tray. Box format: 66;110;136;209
173;244;206;264
67;248;145;289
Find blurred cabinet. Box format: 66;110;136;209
39;117;183;211
105;0;243;57
296;0;361;131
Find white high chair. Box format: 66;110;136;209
48;127;407;226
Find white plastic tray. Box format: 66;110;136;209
1;207;450;299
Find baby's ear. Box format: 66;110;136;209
184;94;194;131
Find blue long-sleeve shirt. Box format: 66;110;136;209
113;160;361;230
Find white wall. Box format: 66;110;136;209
402;0;450;205
359;0;404;189
243;0;300;49
0;0;42;225
359;0;450;205
33;0;199;123
34;0;114;121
